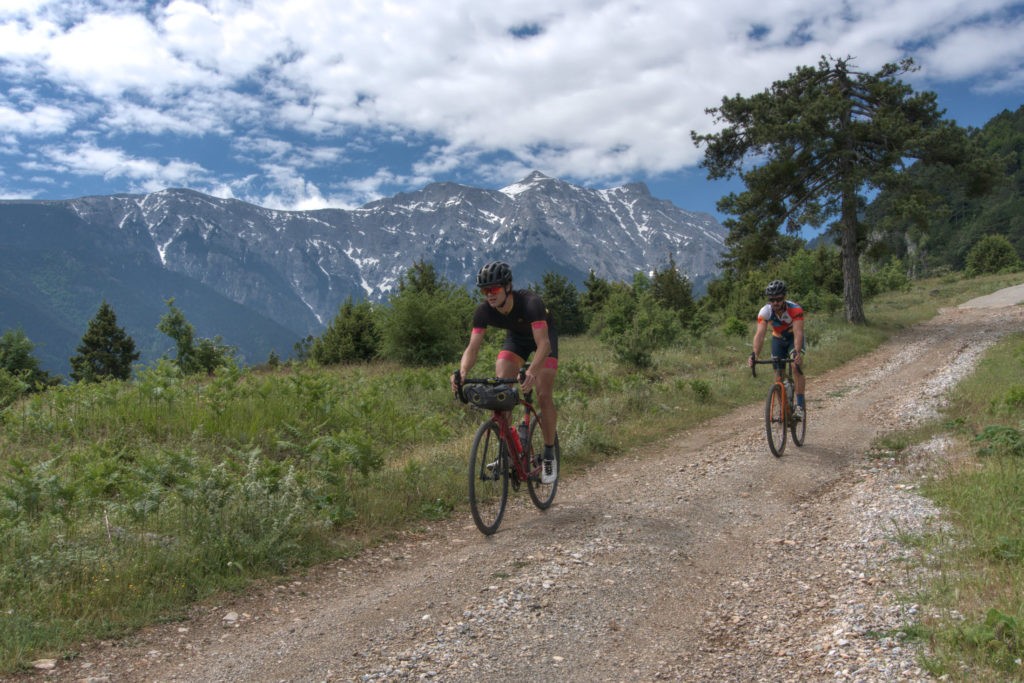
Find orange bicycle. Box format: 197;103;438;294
751;352;806;457
454;366;559;535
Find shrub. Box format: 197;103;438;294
965;235;1022;277
596;288;680;369
312;298;380;365
862;257;912;298
0;368;29;409
974;425;1024;458
157;299;236;375
690;379;712;401
0;329;56;388
379;288;475;366
722;317;749;338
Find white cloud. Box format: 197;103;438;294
0;0;1021;204
42;141;210;190
916;13;1024;83
44;12;215;97
248;163;329;211
0;102;75;135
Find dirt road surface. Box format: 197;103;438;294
12;286;1024;683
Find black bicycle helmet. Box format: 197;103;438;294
765;279;787;298
477;261;513;288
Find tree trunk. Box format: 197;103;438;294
839;192;867;324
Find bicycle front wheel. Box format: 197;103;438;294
791;400;806;447
765;383;787;457
527;413;558;510
468;420;509;535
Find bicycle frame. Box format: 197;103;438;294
487;395;540;483
752;356;795;419
456;366;559;535
751;353;805;456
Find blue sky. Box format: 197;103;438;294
2;0;1023;225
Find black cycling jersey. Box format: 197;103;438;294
472;289;558;360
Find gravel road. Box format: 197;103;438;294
12;286;1024;683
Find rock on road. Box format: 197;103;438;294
11;285;1024;683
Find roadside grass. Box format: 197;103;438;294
885;329;1024;682
0;272;1019;673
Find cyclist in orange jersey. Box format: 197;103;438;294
748;279;806;421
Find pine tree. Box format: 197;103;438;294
156;298;234;375
70;301;140;382
692;56;995;324
651;255;696;327
539;272;585;335
581;269;611;330
311;297;380;365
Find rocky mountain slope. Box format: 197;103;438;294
0;171;726;374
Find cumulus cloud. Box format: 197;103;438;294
0;0;1021;209
0;101;76;135
42;141;211;190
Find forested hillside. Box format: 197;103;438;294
866;104;1024;274
698;99;1023;324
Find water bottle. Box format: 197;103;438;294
517;421;529;454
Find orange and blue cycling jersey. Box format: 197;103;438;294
757;300;804;338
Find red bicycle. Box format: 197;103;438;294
454;366;559;535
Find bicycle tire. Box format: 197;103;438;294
468;420;509;535
791;399;806;447
765;383;787;457
527;412;558;510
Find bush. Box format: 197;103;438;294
596;289;680;369
379;288;475;366
721;317;749;338
966;235;1022;277
0;329;56;388
312;298;380;365
862;257;912;298
0;368;29;409
157;299;236;375
801;290;843;315
690;379;712;401
974;425;1024;458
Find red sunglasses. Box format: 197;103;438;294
480;285;504;295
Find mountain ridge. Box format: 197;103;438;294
0;172;727;375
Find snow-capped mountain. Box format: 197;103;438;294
0;171;726;373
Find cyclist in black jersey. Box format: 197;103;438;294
451;261;560;484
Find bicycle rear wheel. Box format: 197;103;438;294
791;400;806;447
527;413;558;510
468;420;509;535
765;383;787;457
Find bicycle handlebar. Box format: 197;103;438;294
749;353;795;378
453;368;530;403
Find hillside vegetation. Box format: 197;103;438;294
0;272;1021;673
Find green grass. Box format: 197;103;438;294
890;329;1024;682
0;271;1020;673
